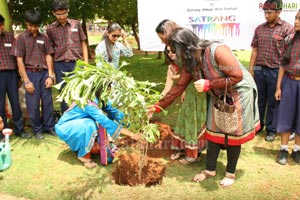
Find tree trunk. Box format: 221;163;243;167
81;17;94;61
0;0;12;32
131;23;140;50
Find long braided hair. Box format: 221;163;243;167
102;23;122;62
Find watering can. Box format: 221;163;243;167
0;128;12;171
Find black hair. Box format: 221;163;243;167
102;22;122;62
52;0;69;11
168;28;215;73
263;0;283;10
0;14;4;23
24;10;42;25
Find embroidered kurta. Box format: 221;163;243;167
55;99;123;157
158;42;260;146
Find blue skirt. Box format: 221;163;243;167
273;75;300;135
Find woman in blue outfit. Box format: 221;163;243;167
55;87;142;168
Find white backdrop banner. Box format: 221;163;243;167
138;0;298;51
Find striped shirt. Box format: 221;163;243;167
46;19;87;62
251;19;294;68
0;32;17;70
283;34;300;76
11;30;54;69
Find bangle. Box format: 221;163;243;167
24;81;31;85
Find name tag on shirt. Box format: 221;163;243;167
71;28;78;32
36;40;44;44
4;43;12;47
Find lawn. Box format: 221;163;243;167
1;50;300;200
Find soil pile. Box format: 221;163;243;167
112;121;174;186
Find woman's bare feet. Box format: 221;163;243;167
78;157;97;168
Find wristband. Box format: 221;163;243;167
24;81;31;85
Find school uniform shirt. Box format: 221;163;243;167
251;18;294;68
283;34;300;76
46;19;87;62
0;32;17;70
11;30;54;69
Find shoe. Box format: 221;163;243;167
291;150;300;164
46;129;56;136
35;132;44;140
276;149;288;165
16;131;32;139
289;133;295;141
265;131;275;142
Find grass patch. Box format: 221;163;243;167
1;50;300;200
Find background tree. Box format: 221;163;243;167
99;0;140;49
0;0;12;31
7;0;140;49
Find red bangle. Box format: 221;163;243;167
154;103;161;113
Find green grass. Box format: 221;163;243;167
1;50;300;200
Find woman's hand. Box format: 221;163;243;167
194;79;210;92
146;105;156;118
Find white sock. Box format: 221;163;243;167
280;145;288;151
293;144;300;152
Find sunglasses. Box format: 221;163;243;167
112;34;121;38
165;49;175;54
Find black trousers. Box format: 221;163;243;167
206;140;241;174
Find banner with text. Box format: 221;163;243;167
138;0;298;50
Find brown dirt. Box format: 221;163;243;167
112;121;174;186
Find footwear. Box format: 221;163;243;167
35;132;44;140
16;131;32;139
78;157;97;169
276;149;288;165
170;150;184;160
192;170;216;182
289;133;295;141
220;172;235;187
179;157;200;165
46;129;56;136
265;131;275;142
291;150;300;164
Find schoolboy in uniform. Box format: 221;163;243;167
0;14;30;139
11;10;56;140
249;0;294;142
47;0;88;114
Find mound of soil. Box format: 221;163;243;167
112;153;166;187
113;122;174;186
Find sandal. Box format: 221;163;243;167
192;170;216;182
78;157;98;169
220;172;235;187
179;157;199;165
170;150;184;160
